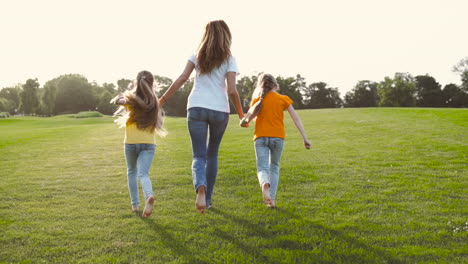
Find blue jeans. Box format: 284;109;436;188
254;137;284;200
187;107;229;206
124;144;155;207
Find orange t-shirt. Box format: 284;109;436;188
251;92;293;140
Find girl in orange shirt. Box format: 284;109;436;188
241;73;311;208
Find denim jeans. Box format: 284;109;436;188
187;107;229;206
124;144;155;207
254;137;284;200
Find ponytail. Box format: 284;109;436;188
250;73;278;105
240;73;278;127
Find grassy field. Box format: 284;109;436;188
0;108;467;263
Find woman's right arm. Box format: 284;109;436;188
159;61;195;107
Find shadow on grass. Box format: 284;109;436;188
206;208;269;262
135;206;405;263
142;218;209;264
211;207;406;264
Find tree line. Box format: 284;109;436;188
1;58;467;117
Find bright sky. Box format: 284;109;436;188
1;0;467;94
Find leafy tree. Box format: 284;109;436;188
378;73;416;107
0;86;21;114
442;84;468;107
302;82;343;109
276;75;304;109
461;72;468;92
54;74;95;114
154;75;172;94
41;78;59;116
344;80;378;107
34;87;47;116
158;78;193;117
453;57;468;92
0;98;16;114
90;82;117;115
414;75;443;107
237;75;258;111
117;78;132;93
19;78;40;114
97;91;117;115
102;83;116;94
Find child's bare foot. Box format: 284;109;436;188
142;196;154;217
267;200;276;208
195;186;206;214
262;183;272;205
132;206;139;213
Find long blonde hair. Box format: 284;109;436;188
114;70;166;136
196;20;232;74
251;73;278;104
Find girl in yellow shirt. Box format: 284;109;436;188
111;70;166;217
241;73;311;208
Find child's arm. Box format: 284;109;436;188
287;105;311;149
110;94;126;105
226;72;245;120
239;99;261;127
159;61;195;107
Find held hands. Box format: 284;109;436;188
239;113;250;127
239;116;249;127
304;139;312;149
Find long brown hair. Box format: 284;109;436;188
115;70;166;136
196;20;232;74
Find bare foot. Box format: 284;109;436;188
196;186;206;214
142;196;154;217
262;183;272;205
132;206;139;213
267;200;276;208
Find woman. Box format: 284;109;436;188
159;20;244;213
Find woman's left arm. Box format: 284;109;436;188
226;72;245;119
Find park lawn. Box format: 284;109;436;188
0;108;467;263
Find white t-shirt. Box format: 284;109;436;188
187;55;239;113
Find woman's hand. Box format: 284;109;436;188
304;139;311;149
239;117;249;127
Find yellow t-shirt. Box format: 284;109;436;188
124;122;156;144
251;92;293;140
123;104;156;144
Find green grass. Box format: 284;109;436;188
64;111;104;118
0;108;467;263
